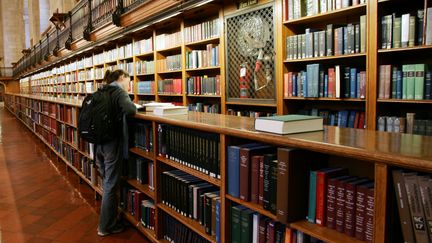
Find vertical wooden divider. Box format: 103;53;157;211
181;20;187;106
219;7;227;115
152;120;162;240
366;0;378;130
153;30;160;103
220;134;227;243
374;162;387;243
275;0;284;115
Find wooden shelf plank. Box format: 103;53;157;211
157;70;182;74
157;94;183;97
283;4;366;25
186;94;221;98
185;37;220;47
137;93;156;96
121;211;158;243
135;51;155;58
377;99;432;104
157;203;216;243
136;73;155;76
290;220;364;243
284;53;366;63
127;179;156;199
157;156;221;186
130;147;155;160
185;66;220;72
156;45;182;53
225;101;278;107
378;45;432;53
225;194;277;220
284;97;365;102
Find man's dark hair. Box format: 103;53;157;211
104;69;129;84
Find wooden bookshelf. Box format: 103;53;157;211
126;179;156;200
157;203;216;243
121;211;158;243
283;4;367;25
130;147;155;160
290;220;364;243
378;45;432;53
225;194;277;220
283;53;366;63
157;156;221;186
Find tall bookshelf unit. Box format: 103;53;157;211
7;0;432;242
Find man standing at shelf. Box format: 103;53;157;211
96;69;137;236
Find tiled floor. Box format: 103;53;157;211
0;108;150;243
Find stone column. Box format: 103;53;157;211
28;0;41;46
1;0;26;66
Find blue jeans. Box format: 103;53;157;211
96;140;122;232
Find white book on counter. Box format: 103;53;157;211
255;115;323;135
153;106;188;116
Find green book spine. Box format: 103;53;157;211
392;66;398;98
407;64;415;100
414;64;425;100
402;65;409;99
231;206;244;243
409;16;416;47
240;209;254;243
307;171;317;223
393;17;401;48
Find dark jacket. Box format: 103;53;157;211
109;82;137;159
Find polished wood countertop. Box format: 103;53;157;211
7;93;432;171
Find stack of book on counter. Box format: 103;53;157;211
136;102;188;115
255;115;323;135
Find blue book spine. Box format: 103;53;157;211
356;73;361;98
307;171;317;223
324;74;328;97
350;68;357;98
303;71;308;97
337;111;343;126
425;71;431;100
342;111;349;127
306;64;313;98
216;199;221;243
348;111;356;128
396;70;403;99
227;146;240;197
293;74;297;96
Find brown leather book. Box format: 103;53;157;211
251;155;262;204
335;176;358;232
239;145;273;201
344;178;370;236
276;148;317;223
355;182;374;240
364;187;375;243
258;156;265;206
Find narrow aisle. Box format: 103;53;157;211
0;108;149;243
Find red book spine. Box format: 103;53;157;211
344;183;358;236
216;75;220;95
258;217;267;243
266;221;275;243
258;156;265;206
365;188;374;242
288;72;293;97
326;178;338;229
355;186;368;240
284;73;289;98
239;149;251;201
251;156;261;204
328;68;335;98
335;180;348;232
315;171;327;225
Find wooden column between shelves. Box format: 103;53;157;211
374;163;387;243
366;0;378;130
219;8;227;114
181;20;187;106
275;0;284;115
219;134;227;243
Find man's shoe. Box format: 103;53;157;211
97;230;110;237
110;223;125;234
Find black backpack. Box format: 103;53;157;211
78;86;119;144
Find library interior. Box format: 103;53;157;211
0;0;432;242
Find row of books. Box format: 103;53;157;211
118;62;134;76
79;157;97;186
155;32;182;50
188;103;220;114
286;17;366;60
163;214;209;243
91;0;115;24
392;170;432;243
157;79;182;94
231;205;286;243
298;109;366;129
285;228;324;243
285;0;367;20
135;60;155;75
378;114;432;136
378;64;431;100
37;113;57;133
118;43;134;59
134;37;153;55
186;44;220;69
158;125;220;178
284;65;366;99
186;75;221;95
157;54;182;72
136;81;155;95
381;8;432;49
184;18;220;43
79;138;95;159
59;124;78;146
307;167;374;241
120;187;153;223
133;122;153;152
127;157;155;190
226;109;275;118
160;170;220;237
